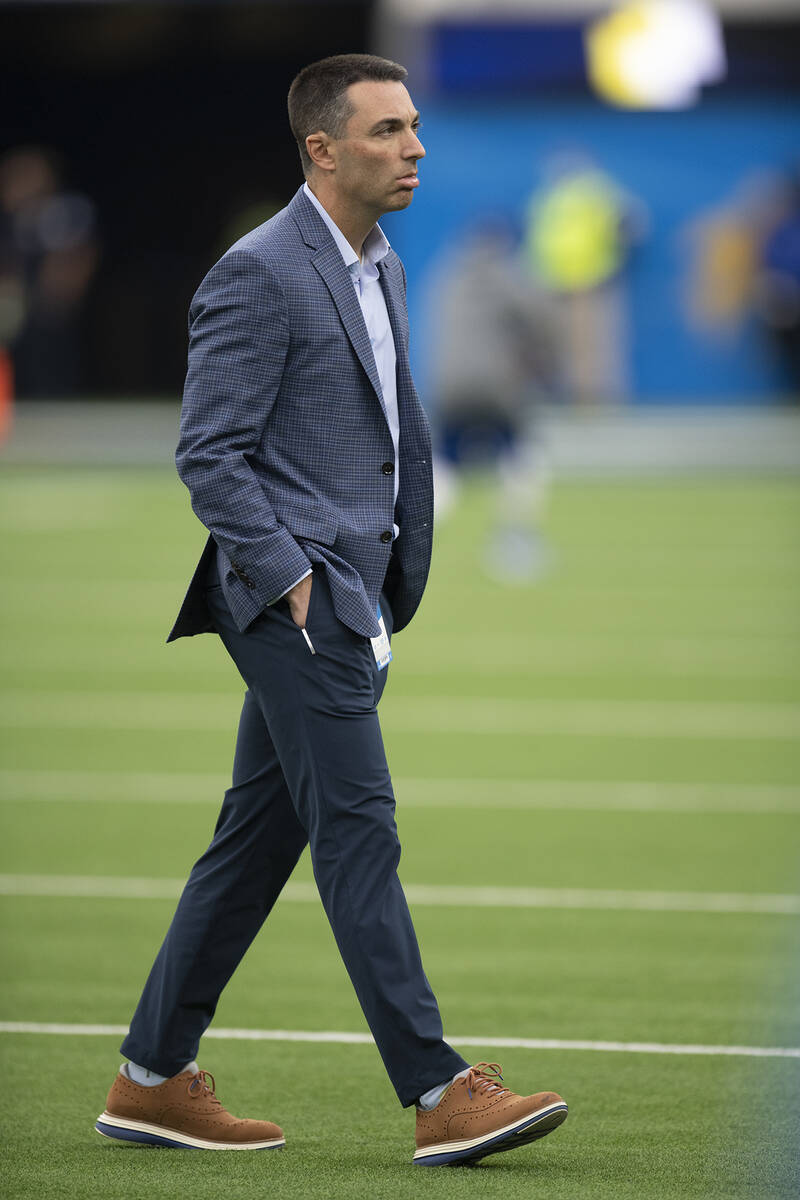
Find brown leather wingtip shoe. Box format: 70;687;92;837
414;1061;567;1166
95;1066;285;1150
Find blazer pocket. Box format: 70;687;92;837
277;504;337;547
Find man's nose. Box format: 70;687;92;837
404;131;425;160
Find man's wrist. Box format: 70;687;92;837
272;569;312;604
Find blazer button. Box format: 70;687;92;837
233;564;256;589
381;462;394;475
380;530;393;543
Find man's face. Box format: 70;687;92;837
328;80;425;215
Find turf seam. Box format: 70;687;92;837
2;873;799;914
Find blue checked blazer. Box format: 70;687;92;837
168;186;434;643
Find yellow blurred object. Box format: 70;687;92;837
692;219;758;326
526;170;624;292
585;0;726;110
586;2;653;109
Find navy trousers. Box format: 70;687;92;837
121;564;467;1106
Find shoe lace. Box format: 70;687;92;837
464;1062;511;1101
187;1069;221;1107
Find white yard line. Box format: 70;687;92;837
3;691;800;739
2;770;800;813
395;778;800;813
1;874;798;914
0;1021;797;1060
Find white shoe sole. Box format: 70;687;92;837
413;1100;568;1166
95;1111;285;1151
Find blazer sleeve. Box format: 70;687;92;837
176;247;312;608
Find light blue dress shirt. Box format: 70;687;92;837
303;182;400;533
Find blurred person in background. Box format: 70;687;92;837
0;147;98;398
683;171;781;338
523;153;647;406
684;167;800;397
754;168;800;394
426;215;561;581
94;53;568;1166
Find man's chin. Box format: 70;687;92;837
386;189;415;210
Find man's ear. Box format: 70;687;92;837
306;132;335;173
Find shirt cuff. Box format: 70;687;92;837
270;568;312;604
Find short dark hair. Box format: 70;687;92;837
287;53;408;176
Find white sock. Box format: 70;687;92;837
125;1060;197;1086
418;1067;470;1111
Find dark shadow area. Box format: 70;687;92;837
1;2;370;395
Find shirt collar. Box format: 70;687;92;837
303;182;390;271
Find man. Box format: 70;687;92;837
95;54;567;1167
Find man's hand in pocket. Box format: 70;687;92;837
287;573;313;628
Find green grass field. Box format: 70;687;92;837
1;465;799;1198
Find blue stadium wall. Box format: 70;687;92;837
381;94;799;405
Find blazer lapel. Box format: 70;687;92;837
378;261;406;367
290;188;385;405
310;244;384;405
379;260;420;431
